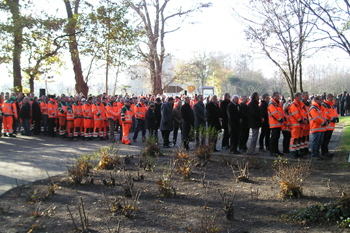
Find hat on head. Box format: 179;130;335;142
81;98;86;102
156;97;161;102
125;99;130;103
88;97;93;101
168;97;174;101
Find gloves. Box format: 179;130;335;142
335;117;339;123
298;119;303;124
97;113;101;116
321;122;328;127
278;118;284;123
60;109;64;114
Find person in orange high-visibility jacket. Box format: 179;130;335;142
132;98;147;142
91;95;106;139
39;95;48;135
288;92;308;158
82;97;94;140
309;96;328;160
0;95;3;137
2;96;18;137
72;96;84;139
321;93;339;157
116;98;125;142
301;92;311;155
47;96;57;137
65;98;75;139
57;96;68;137
267;92;285;157
121;99;133;145
106;96;118;142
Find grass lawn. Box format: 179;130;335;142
338;116;350;162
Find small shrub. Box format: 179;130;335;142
190;209;220;233
194;145;212;166
282;197;350;225
218;189;235;220
157;161;176;197
142;136;160;157
231;161;250;183
68;155;92;185
96;145;120;170
273;157;311;198
174;149;193;179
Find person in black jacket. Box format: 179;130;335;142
227;95;241;154
154;98;162;141
145;103;157;138
238;96;249;153
181;97;194;150
194;95;206;147
259;94;270;152
206;95;222;152
247;92;263;155
220;93;231;150
32;97;42;135
20;97;31;136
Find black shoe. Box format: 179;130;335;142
276;151;284;156
213;149;220;152
4;134;9;137
311;156;324;160
133;139;137;142
222;146;227;150
270;153;278;157
9;134;16;137
163;145;171;148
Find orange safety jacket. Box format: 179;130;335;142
309;101;327;133
121;105;133;123
91;102;106;121
39;100;48;115
268;99;285;128
106;101;118;121
83;102;93;119
3;99;18;118
66;105;74;121
58;102;68;117
73;101;83;118
321;100;338;131
135;102;147;119
47;98;57;119
288;100;303;128
116;102;124;123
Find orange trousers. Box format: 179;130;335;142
122;123;132;144
290;127;302;152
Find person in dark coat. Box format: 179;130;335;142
172;100;182;146
32;97;42;135
259;94;270;151
160;97;174;148
220;93;231;150
239;96;249;152
145;103;157;138
181;97;194;150
206;95;222;152
154;98;162;140
247;92;263;155
20;97;31;136
227;95;241;154
194;95;206;147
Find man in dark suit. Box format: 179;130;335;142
259;94;270;152
194;95;206;147
247;92;263;155
220;93;231;150
160;97;174;148
181;97;194;150
227;95;241;154
239;96;249;153
206;95;222;152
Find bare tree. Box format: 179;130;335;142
123;0;212;94
301;0;350;56
234;0;318;97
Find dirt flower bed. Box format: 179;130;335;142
0;151;349;233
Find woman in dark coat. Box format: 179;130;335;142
247;92;263;154
145;103;157;138
206;95;222;152
181;97;194;150
20;97;31;136
159;97;174;147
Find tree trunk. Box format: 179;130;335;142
64;0;89;96
10;0;23;93
29;74;34;94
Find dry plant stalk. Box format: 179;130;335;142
96;154;120;170
194;145;213;164
68;156;90;185
231;161;250;183
218;189;236;220
141;136;160;157
273;158;312;198
174;149;192;179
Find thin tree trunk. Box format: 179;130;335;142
64;0;89;96
10;0;23;93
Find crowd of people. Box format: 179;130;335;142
0;90;347;160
